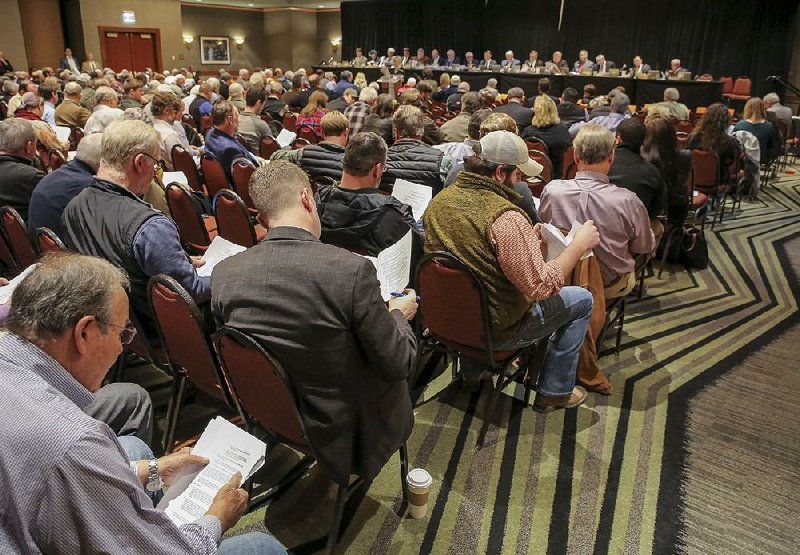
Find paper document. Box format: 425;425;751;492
53;125;72;143
391;179;432;222
162;171;189;186
158;417;267;527
196;236;247;277
0;264;37;305
276;128;297;148
363;230;412;301
540;221;594;263
533;196;541;210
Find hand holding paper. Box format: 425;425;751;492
196;236;247;277
539;221;595;262
391;179;432;222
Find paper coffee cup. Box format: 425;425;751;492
406;468;433;519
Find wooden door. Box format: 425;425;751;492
99;27;162;73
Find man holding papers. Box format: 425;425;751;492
212;161;418;487
0;254;284;554
424;130;600;411
316;132;423;270
62;120;210;338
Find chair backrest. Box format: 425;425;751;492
165;183;213;247
200;114;213;134
259;136;278;159
525;138;549;156
562;145;575;178
213;189;258;247
231;159;257;210
675;119;694;133
215;327;311;452
415;252;495;357
720;76;734;94
697;73;713;81
182;113;197;130
563;161;578;180
528;150;553;185
732;77;751;96
310;174;335;194
0;207;37;269
171;144;204;193
676;132;690;150
691;149;720;188
200;152;230;198
148;275;234;406
296;125;318;144
292;137;311;150
49;150;66;171
282;112;297;132
35;227;67;255
70;127;84;150
259;113;272;124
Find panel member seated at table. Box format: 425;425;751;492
430;49;443;67
593;54;616;75
463;51;477;69
654;87;690;121
351;47;368;67
501;50;520;71
632;55;651;77
545;51;570;74
521;50;544;72
444;49;461;67
666;59;688;78
479;50;496;70
573;50;593;73
415;48;431;66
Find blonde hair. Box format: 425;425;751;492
645;104;671;124
479;112;517;135
320;111;349;136
743;97;766;122
301;90;328;115
354;72;368;89
532;95;560;127
439;73;450;88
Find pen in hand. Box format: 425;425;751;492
390;292;421;302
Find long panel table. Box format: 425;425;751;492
313;66;724;109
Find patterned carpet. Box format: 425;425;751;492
225;166;800;554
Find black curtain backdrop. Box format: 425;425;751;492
341;0;798;97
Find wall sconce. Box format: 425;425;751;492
330;37;341;47
183;35;194;49
234;37;245;50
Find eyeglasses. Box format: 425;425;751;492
97;319;138;345
139;151;165;180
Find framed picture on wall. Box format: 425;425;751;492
200;36;230;65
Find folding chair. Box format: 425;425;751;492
35;227;67;255
415;252;536;449
525;138;549;156
171;144;205;193
282;112;297;132
231;158;257;211
165;183;217;252
297;125;318;144
562;145;576;179
213;189;265;248
690;149;723;229
0;206;37;269
215;327;408;554
200;152;230;198
259;136;278;159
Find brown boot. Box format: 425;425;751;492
533;386;587;413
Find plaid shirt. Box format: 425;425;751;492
344;101;371;136
297;109;327;141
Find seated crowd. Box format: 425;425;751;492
0;57;789;552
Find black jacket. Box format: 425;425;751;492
557;101;587;124
608;143;667;218
521;123;572;177
383;138;445;193
493;102;534;133
299;142;346;181
211;226;416;486
363;115;393;146
0;154;45;221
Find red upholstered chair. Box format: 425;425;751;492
35;227;67;255
719;77;734;97
676;132;690;150
69;126;84;150
0;229;19;275
259;136;278;159
528;150;553;185
675;120;694;134
697;73;713;81
525;138;549;157
562;144;575;179
691;150;723;229
182;113;197;130
148;275;238;451
214;326;408;554
231;159;257;212
296;125;318;144
0;207;37;269
200;115;213;134
727;77;752;101
292;137;311;150
49;150;66;171
171;145;205;193
213;189;265;248
283;112;297;132
415;252;536;448
259;113;272;124
165;183;217;252
199;152;230;199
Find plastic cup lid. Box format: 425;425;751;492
406;468;432;488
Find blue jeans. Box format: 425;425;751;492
119;437;287;554
495;286;593;397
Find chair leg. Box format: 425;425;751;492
162;375;186;453
657;227;678;279
399;444;409;502
476;372;506;450
615;300;625;355
326;483;349;555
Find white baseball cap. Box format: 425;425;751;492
479;130;543;177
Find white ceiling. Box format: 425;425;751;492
181;0;348;9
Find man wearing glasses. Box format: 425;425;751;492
62;119;210;339
0;253;284;554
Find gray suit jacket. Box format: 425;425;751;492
211;226;416;486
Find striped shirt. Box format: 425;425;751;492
0;333;222;554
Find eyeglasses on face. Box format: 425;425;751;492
139;151;166;173
97;319;138;345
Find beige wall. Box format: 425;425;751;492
79;0;182;71
19;0;64;70
0;0;28;71
181;5;266;71
316;11;342;65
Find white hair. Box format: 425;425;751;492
359;87;378;102
505;50;514;57
764;92;780;105
664;87;680;101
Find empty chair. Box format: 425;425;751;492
165;183;217;252
199;152;230;198
0;206;37;269
35;227;67;255
215;327;408;555
726;77;752;101
231;159;257;211
690;149;722;228
171;144;205;193
213;189;265;248
719;77;734;97
148;275;238;450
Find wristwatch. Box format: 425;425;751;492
146;458;164;492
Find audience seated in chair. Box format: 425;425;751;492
0;118;45;221
188;81;213;131
687;103;739;185
84;86;124;134
62;120;210;338
424;129;599;409
271;111;348;181
150;91;190;171
343;86;377;136
642;118;693;227
654;87;690;122
237;87;273;156
555;87;588;125
569;92;630;137
316;131;423;268
733;97;781;164
0;253;283;554
204;100;262;182
211;160;418;488
435;107;488;167
493;87;533;133
28;133;102;237
440;91;482;143
55;81;91;128
363;93;395;146
398;88;444;146
521;95;572;177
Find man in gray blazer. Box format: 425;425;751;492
211;160;418;487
